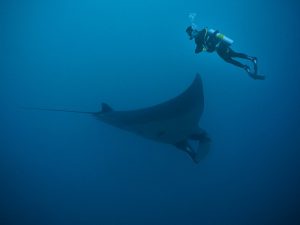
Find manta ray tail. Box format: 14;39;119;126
21;106;96;115
22;101;115;115
22;102;114;115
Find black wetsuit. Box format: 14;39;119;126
188;26;264;80
216;42;250;68
194;29;250;68
194;29;217;53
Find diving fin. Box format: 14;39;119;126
250;57;265;80
249;73;266;80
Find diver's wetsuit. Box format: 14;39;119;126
193;28;252;69
187;26;264;80
216;42;251;68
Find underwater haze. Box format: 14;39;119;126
1;0;300;224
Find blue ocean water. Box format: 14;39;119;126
1;0;300;224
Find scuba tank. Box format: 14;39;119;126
208;29;234;45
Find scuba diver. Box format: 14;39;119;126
186;26;265;80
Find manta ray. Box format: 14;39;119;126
25;74;210;163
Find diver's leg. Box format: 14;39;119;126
232;51;258;69
230;50;258;71
230;51;265;79
217;49;247;68
224;57;246;68
230;51;251;59
217;45;264;79
217;46;253;75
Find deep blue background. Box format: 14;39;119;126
1;0;300;224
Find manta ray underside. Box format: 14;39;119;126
25;74;210;163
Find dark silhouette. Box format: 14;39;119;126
23;74;210;164
186;26;265;80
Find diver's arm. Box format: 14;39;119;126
195;44;204;54
194;29;207;54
